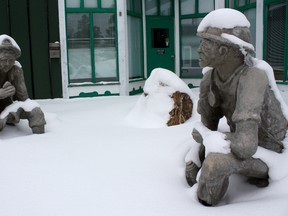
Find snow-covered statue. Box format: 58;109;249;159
185;9;288;206
0;34;46;134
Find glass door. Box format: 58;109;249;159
146;17;175;76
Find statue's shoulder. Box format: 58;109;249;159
238;65;269;90
7;61;24;80
242;65;269;81
10;61;23;73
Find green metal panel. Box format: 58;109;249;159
29;0;52;99
146;17;175;76
0;0;10;34
9;0;34;98
48;0;63;98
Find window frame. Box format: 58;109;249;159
145;0;174;16
65;0;119;85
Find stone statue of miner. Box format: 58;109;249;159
0;34;46;134
185;9;288;206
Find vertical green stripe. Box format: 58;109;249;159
10;0;34;97
29;0;52;98
90;13;96;82
48;0;62;97
0;0;10;34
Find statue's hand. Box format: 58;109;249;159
0;82;15;99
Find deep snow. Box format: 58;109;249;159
1;8;288;216
0;85;287;216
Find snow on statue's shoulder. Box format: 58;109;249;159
14;61;22;68
253;58;288;120
197;8;250;32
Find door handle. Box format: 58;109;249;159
171;55;175;58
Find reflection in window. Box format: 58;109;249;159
145;0;157;15
84;0;98;8
266;3;286;79
134;0;142;14
66;0;80;8
127;0;133;11
180;0;196;15
93;13;117;81
243;8;256;49
67;13;92;83
198;0;214;13
101;0;115;8
238;0;246;7
180;18;203;78
128;16;144;79
160;0;172;16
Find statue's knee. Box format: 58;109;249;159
201;153;224;175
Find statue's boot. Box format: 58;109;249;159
197;152;269;206
185;161;200;187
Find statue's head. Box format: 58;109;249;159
197;9;254;68
0;35;21;73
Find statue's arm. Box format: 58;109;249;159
10;66;29;101
198;70;223;131
230;67;269;159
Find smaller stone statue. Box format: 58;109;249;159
0;34;46;134
185;9;288;206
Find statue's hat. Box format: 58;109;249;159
0;34;21;58
197;8;254;54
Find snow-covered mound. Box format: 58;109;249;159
125;68;197;128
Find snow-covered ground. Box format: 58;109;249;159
0;83;287;216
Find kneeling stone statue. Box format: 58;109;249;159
185;9;288;206
0;34;46;134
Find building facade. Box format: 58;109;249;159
1;0;288;99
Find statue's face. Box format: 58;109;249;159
198;38;220;68
0;53;16;73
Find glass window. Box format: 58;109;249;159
238;0;246;7
93;13;117;81
135;0;142;14
227;0;234;8
199;0;214;13
244;8;256;49
84;0;98;8
146;0;157;15
160;0;172;16
66;0;80;8
101;0;115;8
249;0;256;3
127;0;133;11
128;16;144;79
266;3;286;79
67;13;92;83
180;0;196;15
180;18;203;78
